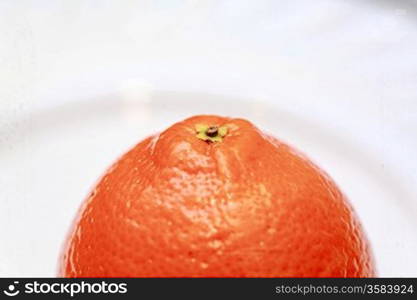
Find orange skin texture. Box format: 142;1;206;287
60;115;375;277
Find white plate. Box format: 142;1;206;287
1;0;417;277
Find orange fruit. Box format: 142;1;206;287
60;115;375;277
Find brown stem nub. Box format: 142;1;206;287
206;126;219;137
195;124;228;143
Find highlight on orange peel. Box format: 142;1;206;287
60;115;375;277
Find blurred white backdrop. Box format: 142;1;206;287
0;0;417;277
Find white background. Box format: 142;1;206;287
0;0;416;277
